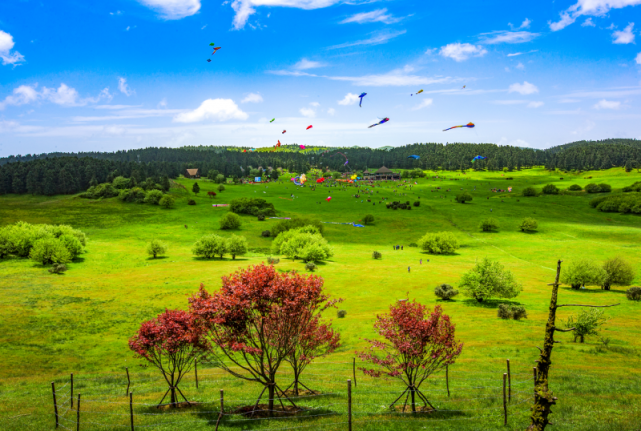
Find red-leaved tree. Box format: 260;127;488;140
284;314;341;396
189;264;340;416
358;301;463;413
129;309;209;407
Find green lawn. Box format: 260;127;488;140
1;167;640;430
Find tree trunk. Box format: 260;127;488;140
232;254;236;260
476;297;484;302
268;384;275;417
580;335;584;343
410;387;416;413
171;386;176;407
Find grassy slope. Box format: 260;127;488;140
0;167;640;430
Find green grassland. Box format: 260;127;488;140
1;167;640;430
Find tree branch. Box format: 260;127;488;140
557;303;619;308
553;327;576;332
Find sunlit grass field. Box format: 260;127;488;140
1;167;640;430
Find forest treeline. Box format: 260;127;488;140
1;139;640;196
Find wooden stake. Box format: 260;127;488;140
76;394;81;431
353;358;357;388
446;365;450;397
195;360;198;389
71;373;74;409
506;359;511;402
220;389;224;413
51;382;59;429
126;368;131;396
347;380;352;431
503;373;507;426
129;392;134;431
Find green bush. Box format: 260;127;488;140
372;251;382;259
257;214;265;221
434;284;459;300
226;235;248;259
267;256;279;265
48;263;67;274
626;287;641;301
220;212;242;230
519;217;538;232
337;310;347;318
80;183;120;199
567;184;582;191
192;234;227;259
271;228;334;262
522;187;537;197
271;216;324;237
147;239;167;258
217;184;226;192
29;238;72;266
362;214;375;225
479;218;499;232
455;192;473;204
229;198;276;217
561;260;607;289
144;190;164;205
413;201;420;207
0;222;87;262
602;257;635;290
497;304;527;320
542;184;559;195
417;232;459;254
112;176;132;189
119;187;147;203
598;183;612;193
159;195;176;209
564;308;608;343
459;258;522;302
188;199;196;205
585;183;611;193
59;234;83;258
305;262;317;272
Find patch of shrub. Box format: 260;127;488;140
48;263;67;274
413;201;420;207
408;242;418;247
217;184;226;192
626;287;641;301
147;239;168;259
542;184;559;195
623;181;641;192
119;187;147;203
261;230;271;237
417;232;459;254
144;189;164;205
192;234;227;259
372;251;382;259
229;198;276;217
479;218;499;232
434;284;459;300
305;262;317;272
112;176;132;189
29;238;72;266
257;214;266;221
455;192;473;204
522;187;537;197
80;183;120;199
519;217;538;232
159;195;175;209
267;256;280;265
220;212;242;230
567;184;582;191
585;183;611;193
590;194;641;214
498;304;528;320
271;216;324;237
598;183;612;193
362;214;375;225
188;199;196;205
337;310;347;318
602;257;635;290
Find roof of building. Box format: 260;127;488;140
373;166;394;174
186;169;199;176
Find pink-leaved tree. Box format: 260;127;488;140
358;301;463;413
129;309;209;407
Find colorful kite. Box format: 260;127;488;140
462;85;466;89
358;92;367;107
408;155;420;159
270;118;275;123
282;130;286;134
351;174;357;180
508;187;513;192
443;122;475;131
243;150;247;153
471;155;486;163
212;47;221;55
300;174;307;184
206;59;211;63
276;140;281;147
317;178;325;183
326;196;332;202
306;125;313;130
411;89;424;96
368;118;390;128
300;145;306;149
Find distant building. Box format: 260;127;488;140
185;169;200;179
364;166;400;181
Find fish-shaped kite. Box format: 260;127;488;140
462;85;466;89
358;92;367;107
212;47;221;55
206;59;211;62
411;89;424;96
443;122;475;131
408;155;420;160
270;118;275;123
282;130;286;134
471;155;486;163
276;140;281;147
306;125;313;130
368;117;390;128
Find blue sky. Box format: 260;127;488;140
1;0;641;156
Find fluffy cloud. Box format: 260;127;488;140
294;58;325;70
137;0;201;19
582;17;596;27
593;99;621;109
0;85;39;109
173;99;248;122
479;31;539;44
509;18;531;30
508;81;539;95
507;49;538;57
231;0;339;30
412;98;433;110
636;52;641;63
118;77;135;96
340;9;402;24
241;92;264;103
329;68;453;87
0;83;111;109
338;93;360;105
549;0;641;31
327;108;335;115
329;30;406;49
613;23;635;44
527;101;544;108
0;30;25;66
300;107;316;118
439;43;487;61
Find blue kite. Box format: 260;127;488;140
358;93;367;107
408;155;420;160
471;155;487;163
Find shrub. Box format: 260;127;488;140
598;183;612;193
542;184;559;195
271;228;333;262
147;239;167;259
561;260;607;289
229;198;276;217
337;310;347;318
217;184;225;192
434;284;459;300
119;187;147;203
564;308;608;343
479;218;499;232
188;199;196;205
362;214;375;225
585;183;603;193
372;251;382;259
215;174;225;184
192;182;200;195
567;184;582;191
159;195;175;209
112;176;132;189
497;304;527;320
220;212;242;230
626;287;641;301
602;257;635;290
144;189;164;205
267;256;280;265
59;234;83;258
48;263;67;274
271;216;324;237
29;238;72;266
522;187;537;197
413;201;420;207
519;217;538;232
226;234;248;260
192;234;227;259
261;230;271;237
408;242;418;247
257;214;265;221
417;232;459;254
305;262;317;272
455;192;473;204
459;258;522;302
81;183;120;199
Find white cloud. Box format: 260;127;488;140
509;18;531;30
327;108;335;115
527;101;544;108
118;77;135;96
439;43;487;61
158;98;168;108
0;83;111;109
328;68;454;87
479;31;539;44
173;99;248;122
0;85;39;109
310;101;320;107
516;62;525;70
593;99;621;109
231;0;340;30
241;92;264;103
549;0;641;31
508;81;539;95
340;8;402;24
582;17;596;27
300;107;316;118
636;52;641;63
137;0;201;19
507;49;538;57
613;22;635;44
0;30;25;66
328;30;406;49
294;58;325;70
412;98;433;110
338;93;360;105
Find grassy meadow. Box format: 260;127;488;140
1;167;640;430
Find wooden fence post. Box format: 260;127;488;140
353;358;357;388
51;382;59;429
503;373;507;426
126;368;131;396
76;394;81;431
195;360;198;389
129;392;134;431
446;365;450;397
347;380;352;431
71;373;74;409
215;389;224;431
506;359;511;402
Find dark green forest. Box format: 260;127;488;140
1;139;640;196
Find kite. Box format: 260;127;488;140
292;176;302;186
317;178;325;183
282;130;286;134
351;174;357;180
212;47;221;55
209;43;215;46
471;155;486;163
243;150;247;153
276;140;281;147
368;118;390;128
206;59;211;63
306;125;313;130
462;85;466;89
443;122;475;131
300;174;307;184
326;196;332;202
411;89;424;96
408;155;420;160
358;92;367;107
270;118;275;123
300;145;306;149
508;187;513;192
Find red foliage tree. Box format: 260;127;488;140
129;309;209;407
207;191;216;198
188;264;339;416
358;301;463;413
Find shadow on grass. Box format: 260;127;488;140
561;287;628;295
146;256;170;261
462;299;523;309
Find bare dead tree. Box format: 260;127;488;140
528;260;619;431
